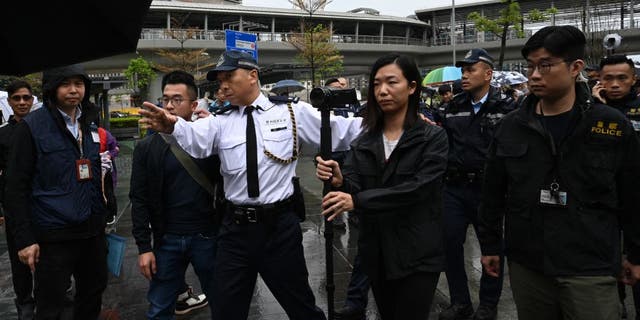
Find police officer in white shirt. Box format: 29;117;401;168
139;50;362;320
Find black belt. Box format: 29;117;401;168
227;196;294;224
445;168;484;185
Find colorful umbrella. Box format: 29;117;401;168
422;66;462;86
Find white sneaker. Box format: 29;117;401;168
175;287;208;315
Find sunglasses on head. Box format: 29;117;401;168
9;94;33;102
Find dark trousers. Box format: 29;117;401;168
6;222;35;314
214;208;326;320
370;271;440;320
34;233;108;320
344;252;370;311
443;184;503;307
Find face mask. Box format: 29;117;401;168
514;89;524;98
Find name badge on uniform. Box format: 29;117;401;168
76;159;92;181
539;181;567;207
91;130;100;143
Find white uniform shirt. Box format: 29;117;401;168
172;93;363;205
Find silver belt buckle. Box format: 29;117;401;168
246;207;258;223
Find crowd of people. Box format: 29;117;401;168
2;24;640;320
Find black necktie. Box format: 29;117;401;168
245;106;260;198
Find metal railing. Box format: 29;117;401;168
139;27;539;48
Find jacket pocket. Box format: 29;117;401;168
37;137;73;193
497;142;531;210
218;138;246;174
261;129;294;161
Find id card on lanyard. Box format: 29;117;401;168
75;124;92;182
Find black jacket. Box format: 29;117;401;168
443;86;515;171
479;83;640;276
341;120;448;281
0;116;18;207
129;133;222;254
600;90;640;134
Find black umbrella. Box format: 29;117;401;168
271;79;306;95
0;0;153;76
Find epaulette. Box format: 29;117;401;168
214;105;236;115
268;95;299;104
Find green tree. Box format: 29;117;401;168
468;0;556;69
288;23;343;86
124;56;156;104
152;18;215;84
288;0;338;86
0;73;42;98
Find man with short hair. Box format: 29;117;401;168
140;50;363;320
438;84;454;105
131;70;220;319
593;55;640;124
0;80;35;320
585;64;601;90
592;54;640;317
438;48;513;320
4;64;108;319
479;25;640;320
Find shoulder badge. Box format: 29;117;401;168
268;95;299;104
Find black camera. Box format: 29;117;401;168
310;87;358;108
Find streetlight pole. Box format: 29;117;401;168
196;51;209;97
451;0;456;64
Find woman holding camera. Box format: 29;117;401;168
316;53;448;319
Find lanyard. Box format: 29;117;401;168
538;103;578;197
77;122;84;159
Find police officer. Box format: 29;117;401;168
139;50;363;320
592;54;640;318
439;48;513;320
479;25;640;320
593;54;640;132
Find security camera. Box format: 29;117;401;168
603;33;622;50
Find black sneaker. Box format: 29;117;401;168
473;304;497;320
175;287;208;315
439;303;474;320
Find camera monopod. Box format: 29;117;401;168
310;86;359;320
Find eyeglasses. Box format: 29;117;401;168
9;94;33;102
526;60;571;76
161;96;192;106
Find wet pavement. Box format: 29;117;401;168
0;139;635;319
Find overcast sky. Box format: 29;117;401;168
242;0;479;17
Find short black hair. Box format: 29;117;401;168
521;25;586;62
585;65;600;72
438;84;451;95
600;54;636;72
6;80;32;96
161;70;198;99
324;78;340;86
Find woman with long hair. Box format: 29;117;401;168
316;53;449;319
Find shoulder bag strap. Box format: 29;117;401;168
159;133;215;196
